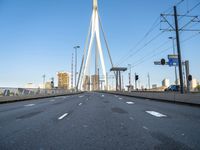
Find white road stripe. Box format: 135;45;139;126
126;101;134;104
79;95;84;98
58;113;68;120
24;104;35;107
78;103;82;106
143;126;148;130
102;95;104;97
50;99;55;102
118;97;122;100
146;111;166;117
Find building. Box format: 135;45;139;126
83;75;90;91
57;72;71;90
91;75;99;91
162;78;170;87
191;78;198;90
45;82;52;89
152;84;157;89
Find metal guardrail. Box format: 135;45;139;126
0;87;71;96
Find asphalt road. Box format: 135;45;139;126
0;92;200;150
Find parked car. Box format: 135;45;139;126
165;85;180;92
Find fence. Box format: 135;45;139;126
0;87;71;97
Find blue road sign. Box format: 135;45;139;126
168;55;178;67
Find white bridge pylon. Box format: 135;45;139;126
79;0;107;90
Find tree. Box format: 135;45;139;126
196;85;200;91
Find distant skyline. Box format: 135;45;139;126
0;0;199;88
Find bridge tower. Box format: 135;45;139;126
77;0;109;91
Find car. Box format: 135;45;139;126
165;85;180;92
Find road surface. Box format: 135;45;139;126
0;92;200;150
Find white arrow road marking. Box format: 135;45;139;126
146;111;166;117
24;104;35;107
58;113;69;120
126;101;134;104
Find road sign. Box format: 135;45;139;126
168;54;178;67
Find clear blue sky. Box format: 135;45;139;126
0;0;199;88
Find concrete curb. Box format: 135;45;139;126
0;92;84;104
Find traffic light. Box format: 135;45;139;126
161;58;166;65
188;75;192;81
135;75;139;81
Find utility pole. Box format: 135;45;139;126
185;60;190;92
161;5;200;93
174;6;184;94
135;73;137;90
169;37;178;85
42;74;46;89
128;64;132;86
147;73;151;90
74;46;80;91
71;53;74;89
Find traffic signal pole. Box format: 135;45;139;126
174;6;184;94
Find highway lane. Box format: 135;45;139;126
0;92;200;150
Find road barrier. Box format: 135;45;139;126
101;91;200;106
0;92;83;104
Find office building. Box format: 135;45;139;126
57;72;71;89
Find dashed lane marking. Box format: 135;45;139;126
126;101;134;104
146;111;166;118
24;104;35;107
143;126;149;130
58;113;69;120
78;103;82;106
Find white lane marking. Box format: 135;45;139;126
115;95;118;97
79;95;84;98
58;113;69;120
78;103;82;106
24;104;35;107
146;111;166;117
118;97;122;100
102;95;104;97
50;99;55;102
126;101;134;104
143;126;148;130
129;117;134;120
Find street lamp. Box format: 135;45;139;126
74;46;80;91
169;37;178;85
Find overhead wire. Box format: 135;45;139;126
115;0;185;67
